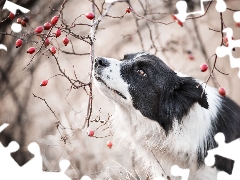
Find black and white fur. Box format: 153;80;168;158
93;52;240;180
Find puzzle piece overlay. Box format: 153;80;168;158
170;0;240;179
174;0;240;79
0;1;30;51
174;0;227;22
0;123;92;180
205;133;240;180
0;124;71;180
216;27;240;78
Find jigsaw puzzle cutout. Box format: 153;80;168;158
169;132;240;180
175;0;240;79
2;0;30;33
0;123;34;166
171;165;190;180
0;123;72;180
80;175;92;180
153;165;190;180
0;1;30;51
174;0;226;22
216;27;240;78
171;0;240;179
205;132;240;180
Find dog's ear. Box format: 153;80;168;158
158;77;209;134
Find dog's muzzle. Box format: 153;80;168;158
94;57;110;69
94;57;109;82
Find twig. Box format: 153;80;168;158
214;66;229;75
131;10;174;25
0;31;37;43
60;50;90;56
151;150;167;177
32;93;65;128
226;8;240;12
209;28;220;32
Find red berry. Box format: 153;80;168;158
171;14;183;27
44;22;51;30
88;130;94;137
188;54;194;60
40;80;48;87
126;7;132;13
223;36;234;47
177;20;183;27
62;37;69;46
35;26;44;34
44;38;50;46
107;141;113;148
8;12;15;20
51;16;59;26
223;36;228;46
200;63;208;72
218;87;226;96
235;22;240;28
23;16;29;23
85;12;95;20
17;18;22;24
187;51;194;60
171;14;178;21
50;46;57;54
27;47;36;54
55;29;61;37
16;39;22;48
21;20;27;27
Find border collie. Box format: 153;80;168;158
93;52;240;180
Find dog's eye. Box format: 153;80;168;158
137;69;147;77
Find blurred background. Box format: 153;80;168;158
0;0;239;179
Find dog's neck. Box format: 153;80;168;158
111;86;221;165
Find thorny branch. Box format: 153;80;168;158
0;0;122;145
201;11;231;88
27;0;125;141
32;93;70;141
82;0;126;129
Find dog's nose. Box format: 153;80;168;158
95;57;109;67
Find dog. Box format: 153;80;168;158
93;52;240;180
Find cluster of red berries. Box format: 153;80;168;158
15;10;95;50
15;12;95;88
17;16;29;27
199;63;226;96
8;12;29;27
171;14;183;27
16;15;70;55
88;130;113;148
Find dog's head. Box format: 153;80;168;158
93;52;209;134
